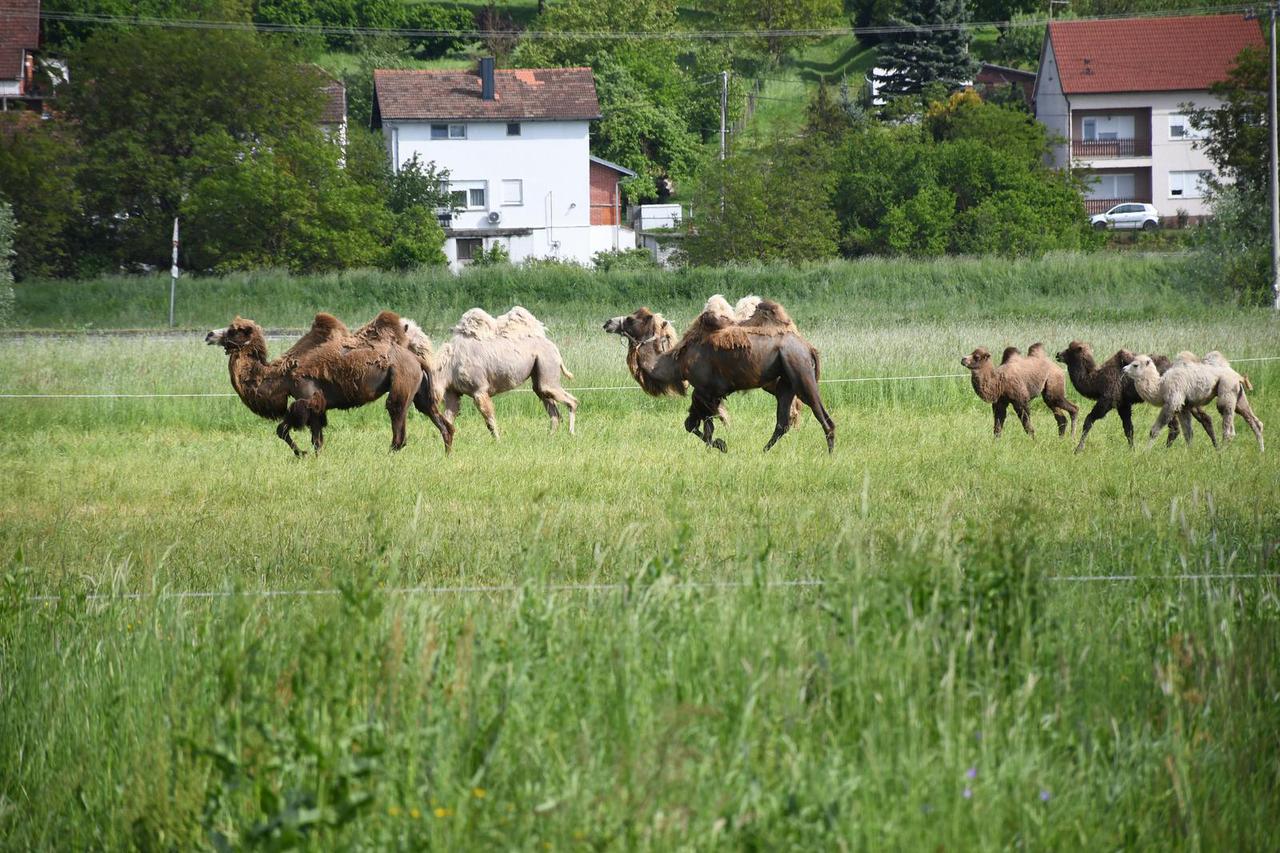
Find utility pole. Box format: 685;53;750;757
1269;2;1279;309
169;217;180;328
719;70;728;162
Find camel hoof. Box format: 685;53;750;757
713;439;727;453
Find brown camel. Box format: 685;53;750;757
960;343;1078;438
1055;341;1216;452
206;311;453;456
603;301;835;452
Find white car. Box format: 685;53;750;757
1091;203;1160;231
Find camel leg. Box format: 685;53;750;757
993;401;1008;438
1075;399;1113;453
1148;404;1177;448
780;350;835;452
442;389;462;428
1233;393;1264;451
764;385;798;452
472;393;500;440
1043;389;1077;438
1013;401;1034;437
1164;406;1181;448
685;394;726;452
539;396;562;433
1177;409;1195;446
276;420;306;457
1117;402;1137;448
414;373;454;453
387;390;410;451
305;392;328;454
537;388;579;436
1188;406;1218;448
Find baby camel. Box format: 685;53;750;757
960;344;1078;438
1055;341;1216;452
1123;352;1263;451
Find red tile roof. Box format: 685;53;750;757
1048;14;1264;94
373;66;601;122
0;0;40;86
307;65;347;124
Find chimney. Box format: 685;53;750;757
480;57;496;101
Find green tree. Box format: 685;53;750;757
64;26;324;269
1188;46;1267;195
924;89;1045;166
711;0;843;58
685;139;839;265
591;64;700;202
874;0;977;98
0;200;15;325
0;115;84;278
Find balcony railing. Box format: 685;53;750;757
1073;138;1151;159
1085;197;1152;215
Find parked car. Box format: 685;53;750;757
1091;203;1160;231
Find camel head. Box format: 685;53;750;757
206;317;263;352
960;347;992;371
1122;353;1158;381
1055;340;1092;365
603;308;675;350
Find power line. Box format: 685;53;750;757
5;5;1257;42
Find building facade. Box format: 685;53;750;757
373;60;635;268
1034;14;1264;221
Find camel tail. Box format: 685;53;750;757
1242;374;1254;392
560;361;575;381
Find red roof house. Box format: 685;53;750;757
1034;14;1264;220
1;0;42;105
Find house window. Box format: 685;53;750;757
1169;170;1209;198
1082;114;1134;141
449;181;487;209
1168;114;1206;140
456;238;483;263
1088;172;1136;199
501;179;523;205
431;123;467;139
507;122;521;136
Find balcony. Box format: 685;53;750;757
1072;138;1151;159
1084;197;1152;215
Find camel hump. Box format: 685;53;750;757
1000;346;1021;364
1202;350;1230;368
401;318;433;357
1027;342;1047;358
739;299;796;331
1174;350;1200;364
453;308;499;340
496;306;547;339
284;313;350;359
702;294;735;320
352;310;407;346
733;295;762;321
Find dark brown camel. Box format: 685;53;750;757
960;343;1078;438
603;302;836;452
206;311;454;456
1055;341;1216;452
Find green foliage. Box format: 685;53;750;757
40;0;246;49
590;65;700;202
400;4;476;59
1186;185;1272;304
387;154;453;214
833;100;1092;257
990;13;1050;70
685;139;839;265
65;26;325;269
591;247;658;271
469;242;512;267
0;200;14;325
0;115;85;279
875;0;978;98
253;0;419;50
710;0;844;58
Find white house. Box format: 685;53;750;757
1034;14;1264;221
373;59;636;268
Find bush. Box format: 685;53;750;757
470;243;511;267
401;4;475;59
0;200;15;325
1186;186;1273;304
592;248;657;272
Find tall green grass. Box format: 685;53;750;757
1;273;1277;848
11;254;1218;331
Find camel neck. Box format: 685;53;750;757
1066;355;1102;395
969;363;1000;402
227;341;289;418
630;340;683;395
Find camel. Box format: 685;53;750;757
401;306;577;439
206;311;453;456
1123;352;1263;450
1056;341;1216;452
960;344;1078;438
603;299;835;453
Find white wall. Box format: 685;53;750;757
1066;91;1221;217
383;119;594;266
1033;39;1071;169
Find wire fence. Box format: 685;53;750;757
1;357;1276;401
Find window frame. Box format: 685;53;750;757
449;180;488;210
1169;170;1209;199
506;122;521;137
501;179;523;206
456;238;483;263
431;123;468;140
1168;114;1205;141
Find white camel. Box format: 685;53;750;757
402;307;577;439
1123;351;1263;450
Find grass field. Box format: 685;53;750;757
2;257;1279;848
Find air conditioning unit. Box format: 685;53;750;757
487;210;502;225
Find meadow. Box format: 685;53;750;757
1;255;1279;849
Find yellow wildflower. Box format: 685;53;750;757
472;787;487;799
410;808;421;819
387;806;401;817
434;807;453;818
